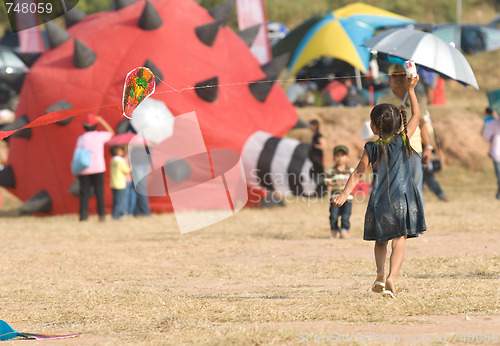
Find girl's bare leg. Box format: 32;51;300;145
385;236;407;293
374;241;388;283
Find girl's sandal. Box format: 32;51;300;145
382;289;396;299
371;281;385;293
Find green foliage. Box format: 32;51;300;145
0;2;11;34
76;0;113;14
196;0;498;30
196;0;227;7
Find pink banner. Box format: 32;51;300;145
15;0;44;52
236;0;271;64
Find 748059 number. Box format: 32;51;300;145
5;2;53;14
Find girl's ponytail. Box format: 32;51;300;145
400;108;417;157
373;115;387;169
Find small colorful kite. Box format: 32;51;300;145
122;67;156;119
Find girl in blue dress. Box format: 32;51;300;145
333;75;425;298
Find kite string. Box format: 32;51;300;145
152;72;400;95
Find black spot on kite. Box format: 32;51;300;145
2;115;31;139
0;165;16;188
195;21;221;47
138;0;163;31
73;38;97;69
195;77;218;103
46;21;71;49
20;190;52;214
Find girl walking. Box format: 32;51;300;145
333;75;425;298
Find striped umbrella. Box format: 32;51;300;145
275;3;414;75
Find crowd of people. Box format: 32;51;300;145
287;74;367;108
286;58;444;109
73;114;151;222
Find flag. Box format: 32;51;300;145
236;0;271;64
15;0;44;52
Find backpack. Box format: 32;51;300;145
71;136;91;175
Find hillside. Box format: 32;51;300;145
294;102;489;172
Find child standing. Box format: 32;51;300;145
110;145;131;220
333;75;425;298
326;145;354;239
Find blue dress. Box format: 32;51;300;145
364;134;426;243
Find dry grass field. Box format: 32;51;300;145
0;163;499;345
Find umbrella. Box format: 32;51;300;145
288;15;374;74
273;3;414;75
332;3;415;28
106;133;149;146
272;11;329;60
363;28;479;90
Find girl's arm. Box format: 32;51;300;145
95;115;115;136
332;149;370;206
406;75;420;139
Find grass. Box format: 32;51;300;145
0;165;499;345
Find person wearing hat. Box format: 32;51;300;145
326;145;354;239
377;63;433;201
75;113;114;221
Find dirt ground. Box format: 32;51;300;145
0;163;499;345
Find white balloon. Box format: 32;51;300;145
130;98;174;144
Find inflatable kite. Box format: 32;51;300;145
3;0;319;215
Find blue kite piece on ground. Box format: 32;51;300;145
0;320;79;341
0;320;18;341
